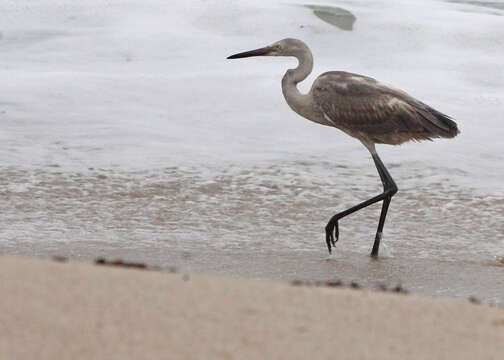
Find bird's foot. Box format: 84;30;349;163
325;218;339;254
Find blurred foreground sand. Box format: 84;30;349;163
0;256;503;359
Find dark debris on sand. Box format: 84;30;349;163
392;284;409;294
291;279;344;288
291;279;410;295
290;280;498;307
51;255;172;272
52;256;68;263
94;257;164;270
94;260;196;282
95;258;146;269
51;255;178;274
468;296;481;305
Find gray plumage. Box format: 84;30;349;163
312;71;459;146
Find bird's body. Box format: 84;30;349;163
228;38;459;256
312;71;459;145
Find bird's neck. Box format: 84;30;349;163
281;50;315;120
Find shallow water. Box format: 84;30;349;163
448;0;504;11
2;163;504;262
1;0;504;301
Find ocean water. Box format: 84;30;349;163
1;0;504;300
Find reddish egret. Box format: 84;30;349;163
227;38;459;257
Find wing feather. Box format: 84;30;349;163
312;71;459;144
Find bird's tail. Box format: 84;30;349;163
415;104;460;139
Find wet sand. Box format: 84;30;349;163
8;243;504;305
162;249;504;305
1;255;503;359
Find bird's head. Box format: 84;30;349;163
227;38;309;59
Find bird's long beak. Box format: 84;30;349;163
227;46;272;59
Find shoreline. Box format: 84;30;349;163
1;255;503;359
5;246;504;304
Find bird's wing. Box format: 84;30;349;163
312;72;458;143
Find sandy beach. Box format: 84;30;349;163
1;255;503;359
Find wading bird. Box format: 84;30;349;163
227;38;459;257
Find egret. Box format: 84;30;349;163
227;38;459;257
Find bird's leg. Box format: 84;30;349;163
370;153;397;257
325;152;397;256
